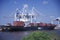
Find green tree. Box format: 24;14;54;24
22;31;56;40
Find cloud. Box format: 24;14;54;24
42;0;48;5
14;1;17;4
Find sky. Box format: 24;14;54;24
0;0;60;25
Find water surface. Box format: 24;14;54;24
0;30;60;40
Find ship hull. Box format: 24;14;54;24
0;26;55;31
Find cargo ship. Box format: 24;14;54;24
0;4;56;31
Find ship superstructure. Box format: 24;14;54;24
13;4;37;27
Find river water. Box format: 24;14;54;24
0;30;60;40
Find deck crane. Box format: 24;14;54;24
3;4;58;25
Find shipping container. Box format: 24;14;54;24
13;21;25;26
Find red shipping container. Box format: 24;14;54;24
13;21;24;26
